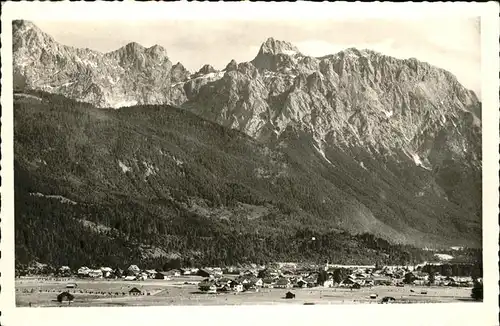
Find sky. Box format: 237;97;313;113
33;18;481;97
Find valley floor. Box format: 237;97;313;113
16;276;476;307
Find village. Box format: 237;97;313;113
15;261;481;306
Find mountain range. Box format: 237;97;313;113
12;20;482;268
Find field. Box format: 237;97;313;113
16;276;477;307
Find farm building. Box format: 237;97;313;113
285;291;296;299
57;292;74;303
129;287;142;295
128;265;141;274
66;283;77;289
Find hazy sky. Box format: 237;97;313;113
33;18;481;97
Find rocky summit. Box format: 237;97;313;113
13;20;482;259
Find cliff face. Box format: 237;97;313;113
13;21;482;248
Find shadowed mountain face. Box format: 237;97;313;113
13;20;481;267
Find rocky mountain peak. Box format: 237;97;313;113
147;44;167;57
225;59;238;71
251;38;302;72
197;64;217;75
13;19;55;52
259;37;301;56
171;62;191;83
13;19;39;32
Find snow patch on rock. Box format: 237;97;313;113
142;161;158;177
313;143;334;166
118;160;132;173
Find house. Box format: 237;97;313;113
197;269;214;278
207;285;217;294
66;283;77;289
128;265;141;275
262;278;275;288
239;277;262;290
100;267;114;278
364;278;374;287
285;291;296;299
275;277;292;289
296;280;308;288
230;281;244;292
145;270;157;278
88;269;103;278
124;275;137;281
304;276;317;286
129;287;142;295
180;268;191;275
165;269;182;277
212;268;224;276
323;279;334;288
340;277;356;287
138;272;148;281
372;276;392;286
242;269;258;277
155;272;171;280
58;266;71;276
217;277;232;285
252;278;263;288
114;268;124;278
57;291;74;303
77;266;91;277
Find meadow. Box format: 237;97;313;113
16;276;475;307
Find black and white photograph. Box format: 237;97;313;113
1;2;498;326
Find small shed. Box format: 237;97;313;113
57;291;74;303
129;287;142;295
285;291;296;299
66;283;77;289
381;296;396;304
